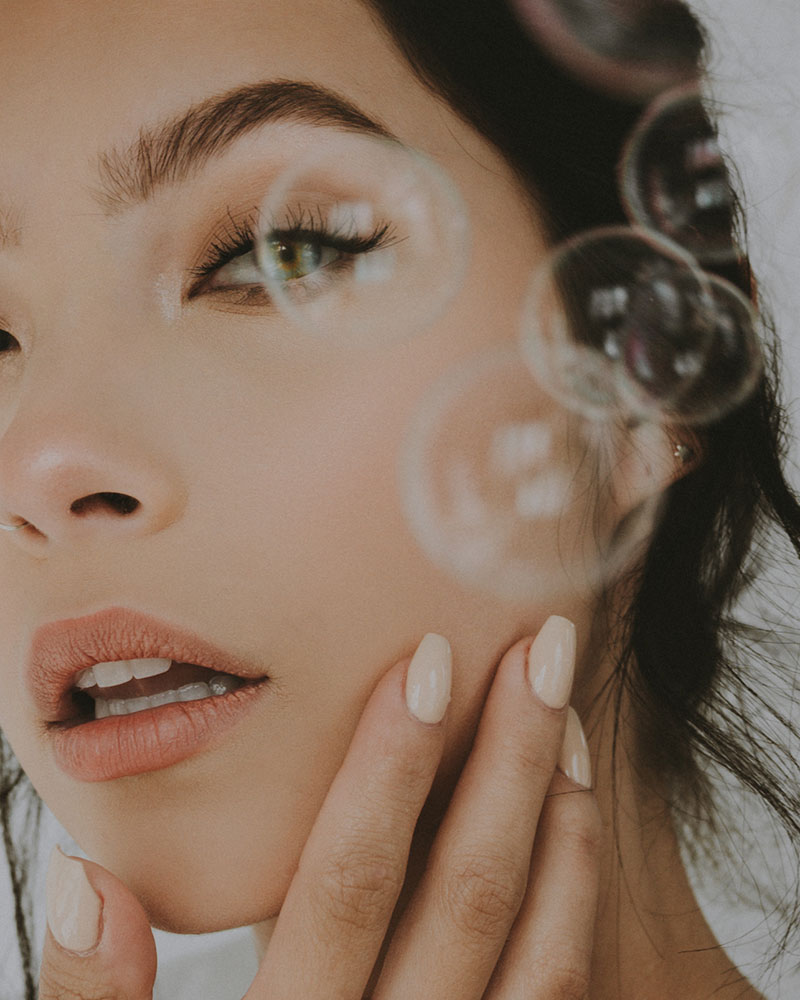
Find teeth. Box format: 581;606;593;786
76;657;172;690
209;674;239;696
131;658;172;679
92;660;135;687
178;682;211;702
93;673;239;720
75;667;96;690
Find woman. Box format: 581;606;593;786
0;1;798;997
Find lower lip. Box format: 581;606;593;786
49;682;268;782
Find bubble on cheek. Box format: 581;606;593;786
256;132;470;348
510;0;701;99
399;345;666;602
621;87;738;265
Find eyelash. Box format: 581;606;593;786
188;206;396;300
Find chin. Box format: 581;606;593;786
112;844;294;935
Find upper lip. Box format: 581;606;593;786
28;607;267;723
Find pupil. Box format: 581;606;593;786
277;241;296;265
270;238;322;280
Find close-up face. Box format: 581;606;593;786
0;0;621;935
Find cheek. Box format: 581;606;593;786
0;186;565;933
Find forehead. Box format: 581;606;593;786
0;0;459;196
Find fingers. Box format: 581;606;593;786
247;633;452;1000
374;616;579;1000
39;847;157;1000
486;768;601;999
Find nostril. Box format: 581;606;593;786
69;492;141;517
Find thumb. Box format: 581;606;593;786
39;846;157;1000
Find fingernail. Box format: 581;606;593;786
46;846;102;953
405;633;452;724
558;707;592;788
527;615;576;710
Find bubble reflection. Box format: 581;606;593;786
511;0;701;99
621;88;738;264
400;347;666;602
257;132;470;348
520;227;718;423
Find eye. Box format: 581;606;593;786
263;236;342;284
200;233;342;301
187;208;396;308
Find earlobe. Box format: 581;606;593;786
669;427;703;480
609;421;702;518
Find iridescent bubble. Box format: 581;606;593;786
400;346;668;602
657;274;763;424
520;227;716;424
621;87;738;264
256;132;470;348
511;0;701;100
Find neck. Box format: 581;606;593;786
577;651;763;1000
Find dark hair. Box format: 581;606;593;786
3;1;800;995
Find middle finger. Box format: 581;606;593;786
374;616;577;1000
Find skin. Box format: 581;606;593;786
0;0;764;996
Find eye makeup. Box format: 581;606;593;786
186;203;397;307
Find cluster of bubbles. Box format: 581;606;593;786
521;227;761;427
249;4;763;601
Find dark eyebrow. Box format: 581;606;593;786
95;79;396;213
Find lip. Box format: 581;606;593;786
28;607;269;782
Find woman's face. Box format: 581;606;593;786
0;0;614;933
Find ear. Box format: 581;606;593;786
608;421;702;516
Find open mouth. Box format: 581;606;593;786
61;657;264;728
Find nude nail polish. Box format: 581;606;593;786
558;707;592;788
405;633;452;724
527;615;576;710
46;846;102;953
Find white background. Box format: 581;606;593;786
2;2;800;997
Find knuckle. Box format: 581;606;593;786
508;740;557;784
546;962;592;1000
553;805;602;869
442;850;526;942
312;843;404;933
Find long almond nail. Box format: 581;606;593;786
405;633;452;724
527;615;576;709
558;707;592;788
46;846;102;953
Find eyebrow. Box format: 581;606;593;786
95;79;396;213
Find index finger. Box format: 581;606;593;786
245;633;451;1000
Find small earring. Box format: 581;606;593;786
673;442;694;465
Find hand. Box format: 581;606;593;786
39;616;600;999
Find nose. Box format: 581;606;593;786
0;373;184;546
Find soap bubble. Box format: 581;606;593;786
400;346;667;602
621;87;738;264
520;227;762;426
520;227;718;423
510;0;701;99
657;273;763;425
256;132;470;348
